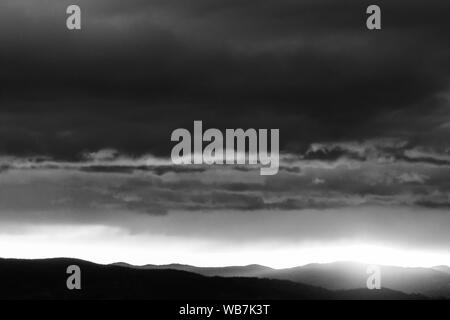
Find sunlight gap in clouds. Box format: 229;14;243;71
0;224;448;268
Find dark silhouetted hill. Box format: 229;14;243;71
0;258;425;300
113;262;274;277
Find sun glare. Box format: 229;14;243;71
0;224;448;269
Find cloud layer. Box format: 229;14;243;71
0;0;449;265
0;0;449;158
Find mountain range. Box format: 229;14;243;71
114;261;450;299
0;258;432;300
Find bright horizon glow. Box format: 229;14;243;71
0;224;449;269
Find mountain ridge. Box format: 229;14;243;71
114;260;450;298
0;257;429;300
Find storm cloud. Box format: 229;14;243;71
0;0;449;267
0;0;449;158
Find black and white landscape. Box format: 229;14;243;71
0;0;449;300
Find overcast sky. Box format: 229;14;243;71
0;0;449;267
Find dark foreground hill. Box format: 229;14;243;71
0;258;425;300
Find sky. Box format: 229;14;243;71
0;0;449;267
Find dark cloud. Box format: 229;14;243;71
0;0;448;159
2;0;450;267
78;165;207;175
2;142;449;216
